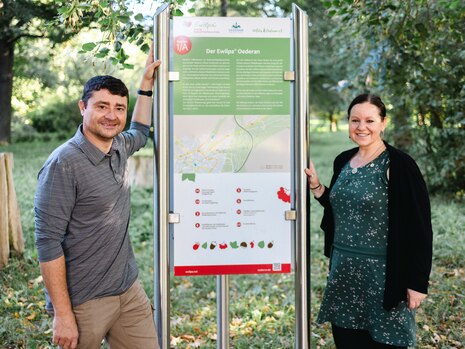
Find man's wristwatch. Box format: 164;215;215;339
137;89;153;97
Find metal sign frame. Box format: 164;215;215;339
153;4;308;348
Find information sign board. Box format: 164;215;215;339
172;17;292;276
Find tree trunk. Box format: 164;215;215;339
221;0;228;16
430;107;443;129
328;112;338;132
0;40;14;145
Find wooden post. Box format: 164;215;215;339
0;152;24;269
0;153;10;269
4;153;24;256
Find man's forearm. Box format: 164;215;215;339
131;45;161;126
131;79;153;126
40;256;73;315
40;256;79;348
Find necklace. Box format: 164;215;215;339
351;142;385;174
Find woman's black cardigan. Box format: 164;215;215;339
316;142;433;311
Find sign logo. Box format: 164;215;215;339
193;21;219;34
174;35;192;55
229;22;244;33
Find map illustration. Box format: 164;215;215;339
174;114;290;174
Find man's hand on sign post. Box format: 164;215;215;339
141;44;161;89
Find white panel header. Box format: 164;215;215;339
173;17;291;38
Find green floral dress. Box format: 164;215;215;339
317;150;416;347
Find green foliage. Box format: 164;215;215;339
0;257;53;349
0;0;74;44
273;0;350;129
322;0;465;194
55;0;169;68
0;0;79;144
11;122;71;144
409;127;465;197
193;0;272;17
29;96;81;134
10;30;148;143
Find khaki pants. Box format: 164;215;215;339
70;279;159;349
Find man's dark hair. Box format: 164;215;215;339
81;75;129;107
347;93;387;120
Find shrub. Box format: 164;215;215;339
29;96;81;134
408;127;465;198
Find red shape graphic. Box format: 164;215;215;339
174;35;192;55
277;187;291;203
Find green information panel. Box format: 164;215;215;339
172;17;292;276
173;37;290;115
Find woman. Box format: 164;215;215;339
306;94;433;348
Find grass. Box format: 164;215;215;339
1;132;464;348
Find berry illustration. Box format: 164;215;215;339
219;243;228;249
250;241;255;248
193;242;200;250
277;187;291;203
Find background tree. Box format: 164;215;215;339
325;0;465;194
51;0;352;135
275;0;350;131
9;0;463;193
193;0;270;17
0;0;77;144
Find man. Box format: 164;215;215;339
34;46;161;349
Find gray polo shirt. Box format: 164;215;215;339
34;122;149;311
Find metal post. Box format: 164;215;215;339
153;3;170;349
216;275;230;349
292;4;309;349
